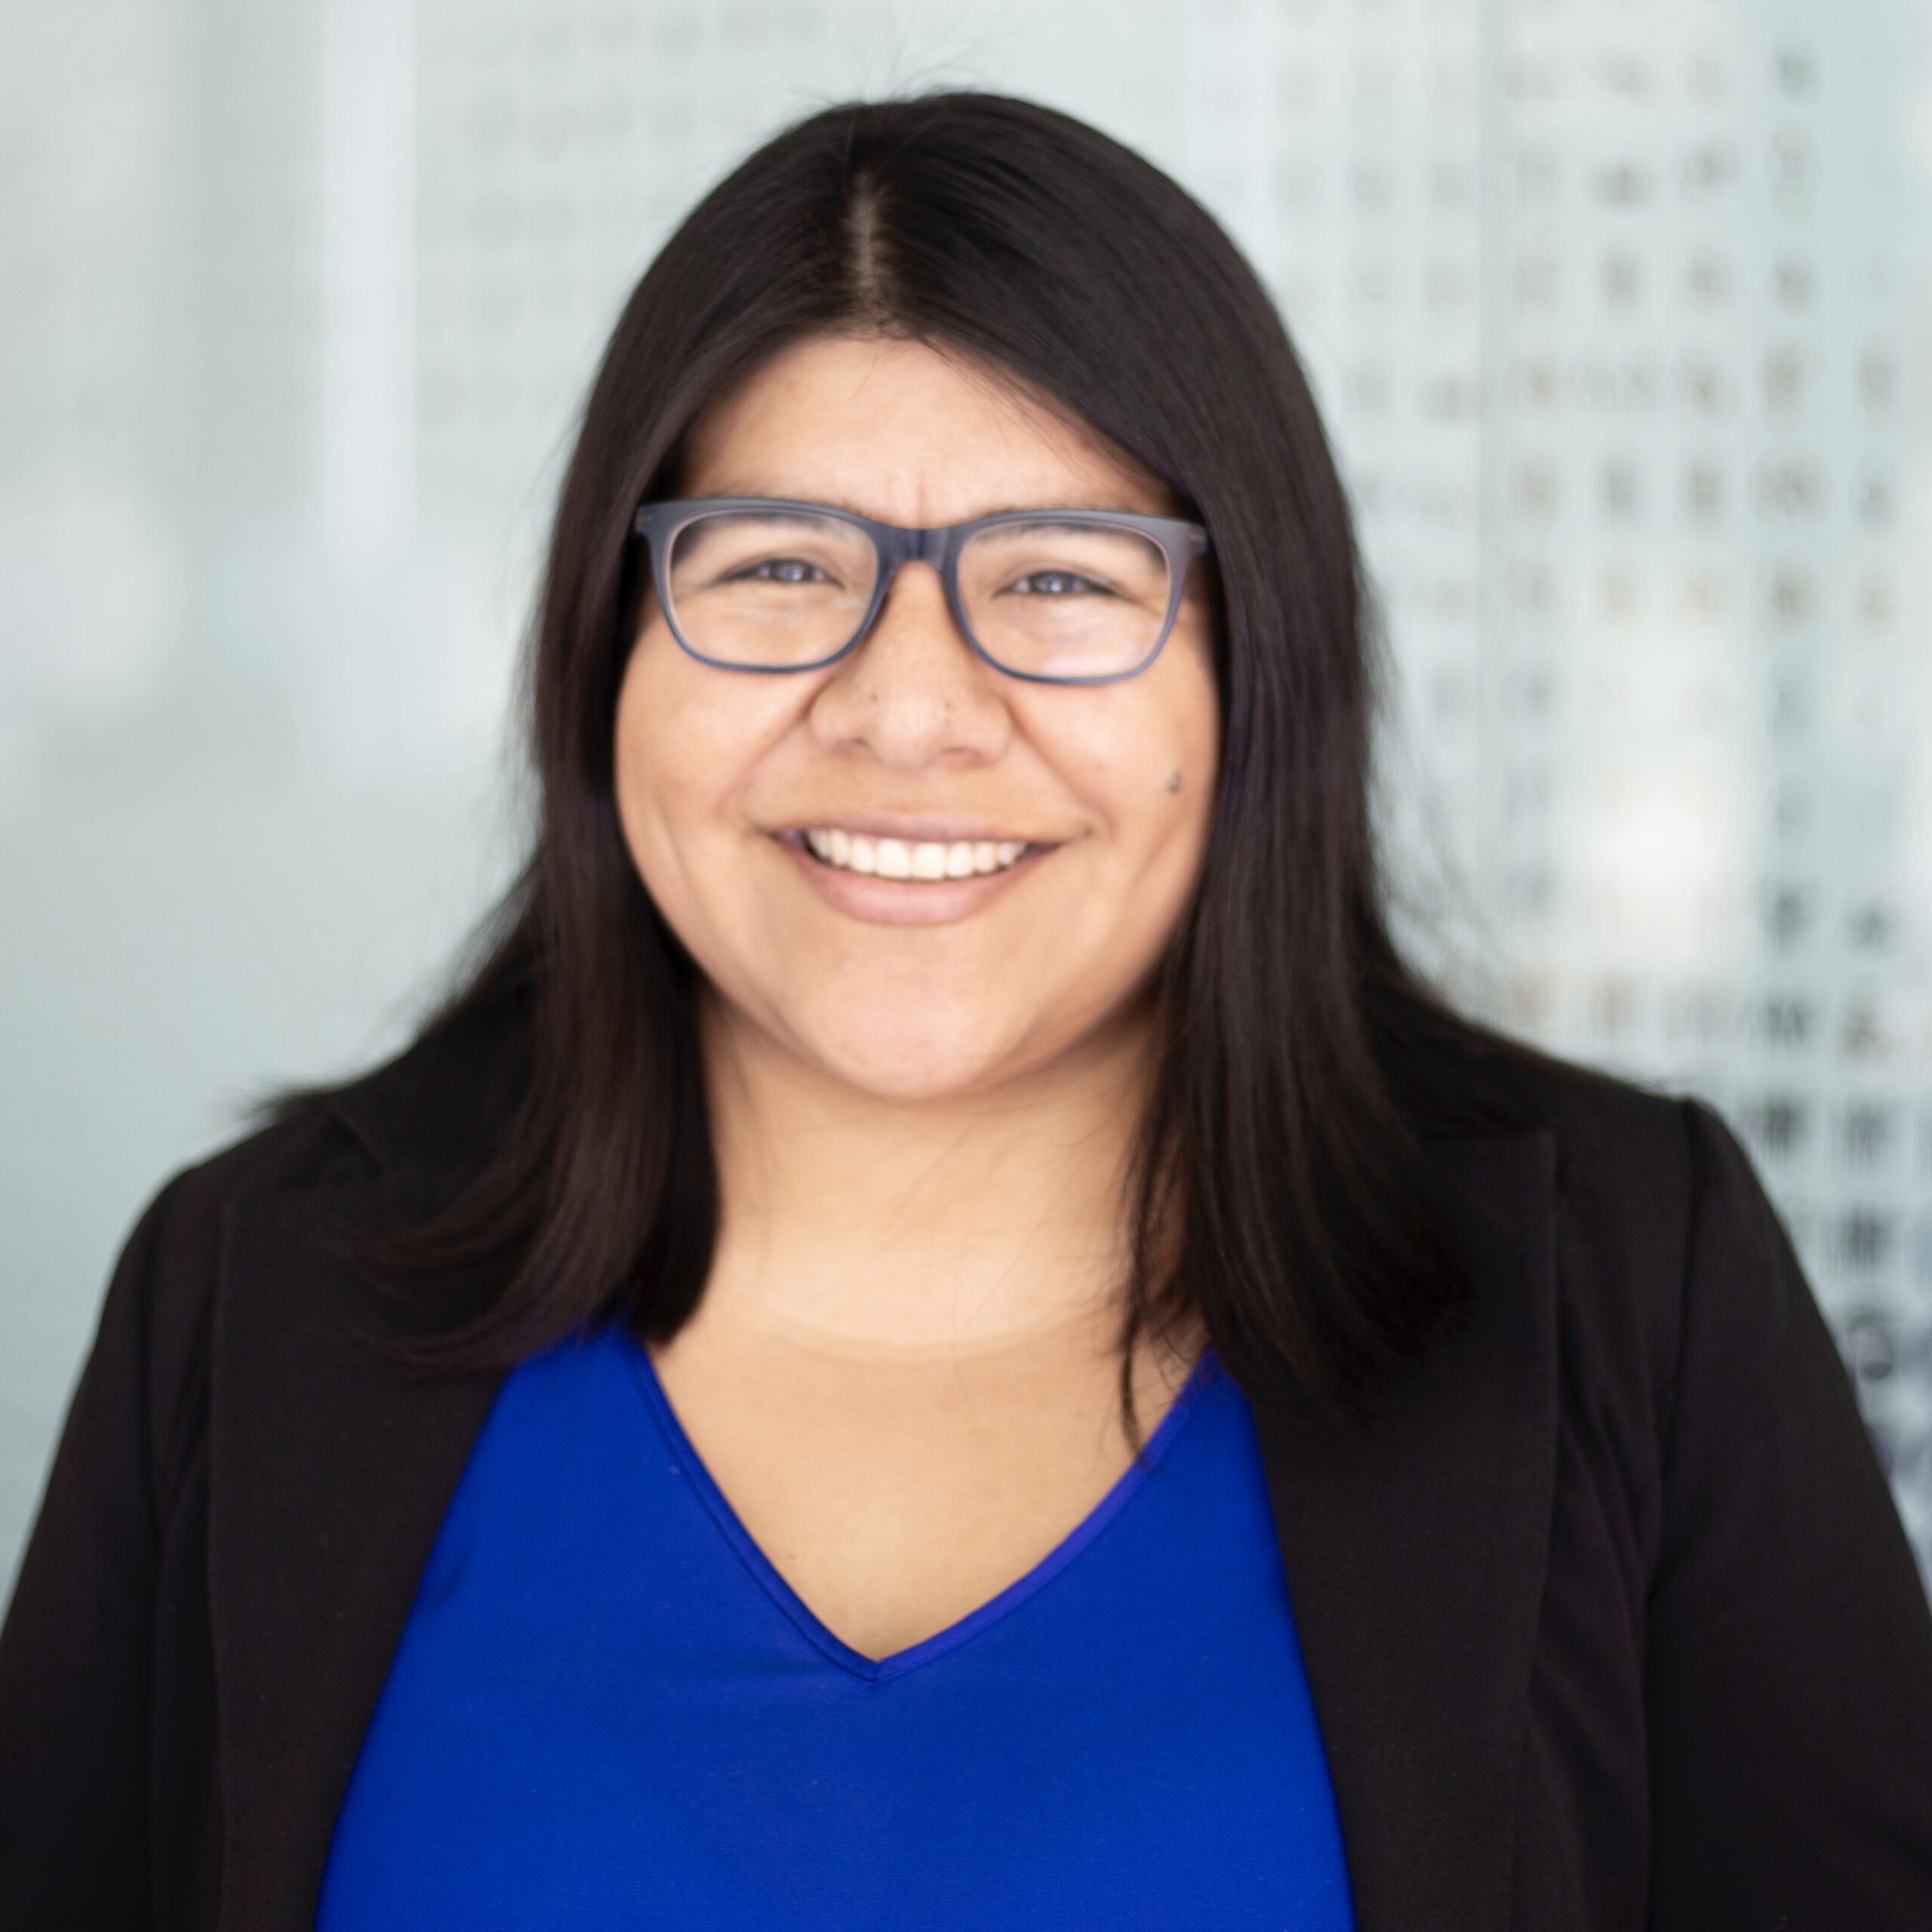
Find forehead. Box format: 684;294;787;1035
676;333;1179;526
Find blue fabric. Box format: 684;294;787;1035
316;1323;1355;1930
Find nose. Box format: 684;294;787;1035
805;558;1014;770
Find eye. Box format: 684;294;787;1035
1007;568;1112;597
723;556;834;586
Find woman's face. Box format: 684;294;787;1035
613;334;1220;1101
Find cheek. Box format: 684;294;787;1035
1032;641;1219;869
612;626;795;865
612;640;697;881
1144;627;1221;843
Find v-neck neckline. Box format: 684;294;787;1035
620;1331;1220;1684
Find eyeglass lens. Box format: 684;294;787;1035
662;509;1174;679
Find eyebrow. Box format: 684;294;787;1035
688;487;1159;523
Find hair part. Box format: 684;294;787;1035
843;168;897;325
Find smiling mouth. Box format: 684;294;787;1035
791;827;1038;880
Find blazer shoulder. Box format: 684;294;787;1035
127;961;534;1463
1506;1055;1795;1349
118;1106;375;1503
1407;1010;1710;1252
242;955;536;1180
1479;1047;1859;1564
1441;1043;1740;1448
1454;1039;1709;1241
1524;1052;1704;1232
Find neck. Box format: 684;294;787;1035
695;993;1160;1366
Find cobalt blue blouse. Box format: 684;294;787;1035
315;1322;1355;1929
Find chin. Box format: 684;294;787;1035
791;1001;1039;1102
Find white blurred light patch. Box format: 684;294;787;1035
1563;611;1756;978
1572;759;1750;966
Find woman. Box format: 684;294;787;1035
2;92;1928;1932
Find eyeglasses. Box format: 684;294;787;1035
632;497;1211;685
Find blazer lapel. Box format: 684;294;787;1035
1253;1128;1560;1932
209;1168;508;1932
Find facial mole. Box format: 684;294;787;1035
1166;771;1182;794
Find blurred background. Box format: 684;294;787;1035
4;0;1930;1596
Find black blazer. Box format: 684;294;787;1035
4;978;1930;1931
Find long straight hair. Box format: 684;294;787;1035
258;93;1541;1444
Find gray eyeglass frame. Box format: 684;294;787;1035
631;495;1212;685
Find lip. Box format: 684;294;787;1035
774;813;1056;845
771;828;1056;927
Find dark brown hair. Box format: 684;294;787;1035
257;92;1540;1446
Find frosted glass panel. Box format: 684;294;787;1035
3;0;1928;1591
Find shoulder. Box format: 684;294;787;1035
1419;1038;1789;1492
1474;1044;1786;1339
1496;1045;1709;1256
115;957;535;1492
1422;1029;1756;1284
1392;997;1727;1299
106;1108;368;1504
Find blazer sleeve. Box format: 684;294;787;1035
1644;1098;1932;1926
0;1172;188;1930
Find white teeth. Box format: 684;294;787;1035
798;829;1032;879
